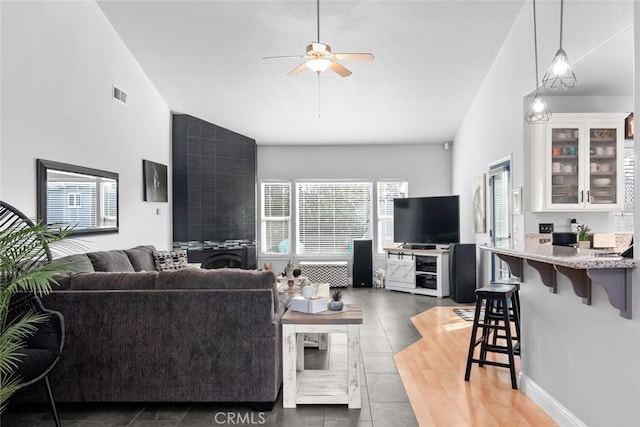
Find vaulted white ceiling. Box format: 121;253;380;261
96;0;632;145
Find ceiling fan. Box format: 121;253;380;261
263;0;374;77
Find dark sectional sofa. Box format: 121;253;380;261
33;245;283;409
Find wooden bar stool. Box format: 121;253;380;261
489;278;521;346
464;283;520;389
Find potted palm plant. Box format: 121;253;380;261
0;201;72;410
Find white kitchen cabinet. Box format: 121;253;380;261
531;113;626;212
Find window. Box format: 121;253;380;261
614;145;634;232
68;193;81;208
49;181;97;228
261;182;291;254
623;146;634;214
296;182;372;255
260;180;407;256
377;181;408;252
489;160;511;281
102;181;118;226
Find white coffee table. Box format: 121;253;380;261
281;304;363;408
278;282;332;350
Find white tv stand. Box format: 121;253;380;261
383;247;450;298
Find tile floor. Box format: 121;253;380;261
3;287;460;427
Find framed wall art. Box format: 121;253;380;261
472;174;486;233
143;159;168;202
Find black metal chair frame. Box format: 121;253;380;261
1;200;64;426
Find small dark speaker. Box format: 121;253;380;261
353;239;373;288
449;243;477;303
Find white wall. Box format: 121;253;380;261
453;1;638;425
257;143;452;273
0;1;172;252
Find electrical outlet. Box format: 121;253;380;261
539;223;554;233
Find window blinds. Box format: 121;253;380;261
297;182;372;255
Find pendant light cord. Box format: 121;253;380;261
559;0;564;49
533;0;540;93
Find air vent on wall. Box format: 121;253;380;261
112;85;127;105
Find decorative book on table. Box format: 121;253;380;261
290;296;327;314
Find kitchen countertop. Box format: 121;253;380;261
480;243;637;269
480;243;635;318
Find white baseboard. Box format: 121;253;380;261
520;373;588;427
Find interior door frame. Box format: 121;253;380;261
488;155;512;281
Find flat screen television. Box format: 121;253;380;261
393;195;460;246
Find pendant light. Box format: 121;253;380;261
542;0;576;91
525;0;551;124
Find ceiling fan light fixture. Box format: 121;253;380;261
308;43;330;56
263;0;372;78
307;58;331;74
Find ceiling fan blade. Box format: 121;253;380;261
330;61;352;77
287;62;309;76
263;54;306;60
334;53;375;61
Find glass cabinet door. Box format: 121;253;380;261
588;128;617;205
550;127;580;206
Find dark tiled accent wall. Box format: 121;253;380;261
172;114;256;244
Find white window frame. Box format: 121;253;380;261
68;193;81;208
260;181;292;255
613;140;634;233
376;180;409;253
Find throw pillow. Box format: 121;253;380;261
153;250;189;271
87;250;135;272
125;245;157;272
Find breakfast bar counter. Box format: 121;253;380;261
480;243;636;318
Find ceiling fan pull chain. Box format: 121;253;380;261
318;75;321;118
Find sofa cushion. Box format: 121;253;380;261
87;250;135;272
54;253;96;274
153;250;188;271
125;245;157;271
54;275;72;290
155;268;279;312
68;271;158;290
52;253;96;290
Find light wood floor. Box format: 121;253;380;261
394;306;557;427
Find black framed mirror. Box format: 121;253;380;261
37;159;119;235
